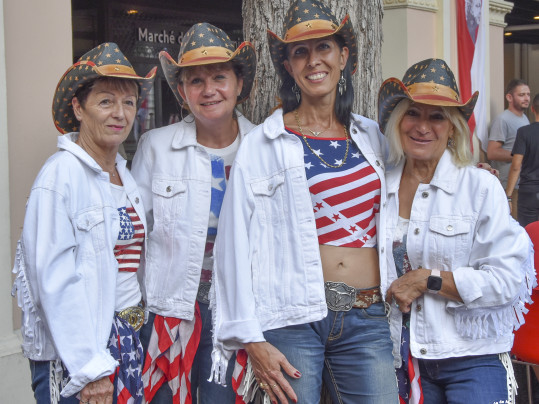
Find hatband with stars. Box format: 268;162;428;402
267;0;358;79
159;22;256;105
52;42;157;134
377;58;478;133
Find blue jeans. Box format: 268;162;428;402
418;354;511;404
517;190;539;228
263;302;398;404
140;303;236;404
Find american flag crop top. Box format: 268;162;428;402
288;128;381;247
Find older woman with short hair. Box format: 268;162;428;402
379;58;536;403
12;43;156;404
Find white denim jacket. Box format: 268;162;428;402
384;150;536;367
12;133;147;397
130;113;255;319
210;109;390;381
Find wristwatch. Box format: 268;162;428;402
427;269;442;294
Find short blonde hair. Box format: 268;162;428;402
384;98;473;167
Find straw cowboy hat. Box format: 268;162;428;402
267;0;358;79
52;42;157;134
378;58;478;132
159;22;256;105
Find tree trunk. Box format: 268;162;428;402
241;0;384;124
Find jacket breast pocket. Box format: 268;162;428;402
250;173;286;225
74;207;106;255
429;215;471;265
151;178;187;226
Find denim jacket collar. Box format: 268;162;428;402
387;150;458;196
171;110;253;150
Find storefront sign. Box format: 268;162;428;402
138;27;183;44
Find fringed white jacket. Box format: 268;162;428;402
384;150;536;367
12;133;146;397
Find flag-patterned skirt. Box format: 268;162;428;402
141;304;202;404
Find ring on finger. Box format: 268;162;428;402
259;382;269;389
271;383;278;389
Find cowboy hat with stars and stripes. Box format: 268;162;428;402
159;22;256;105
378;58;478;133
52;42;157;134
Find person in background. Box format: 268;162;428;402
131;23;256;404
506;93;539;228
379;58;535;403
487;79;530;212
12;43;156;404
210;1;399;403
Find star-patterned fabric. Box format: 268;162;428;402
392;217;424;404
52;42;156;134
159;22;256;105
108;315;144;404
198;137;240;286
378;58;478;133
267;0;358;79
288;128;381;247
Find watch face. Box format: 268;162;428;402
427;275;442;292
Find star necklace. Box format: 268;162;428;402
294;109;349;168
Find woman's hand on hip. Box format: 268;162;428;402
385;269;430;313
244;341;301;404
79;376;114;404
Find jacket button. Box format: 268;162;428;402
166;186;172;192
352;128;358;134
135;197;139;204
268;184;273;191
446;225;453;231
414;228;420;235
422;191;429;198
375;160;381;166
417;304;422;312
420;348;427;355
381;247;385;253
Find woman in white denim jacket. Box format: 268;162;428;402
379;58;535;403
211;2;398;403
131;23;256;404
12;44;155;404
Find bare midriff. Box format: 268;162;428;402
320;245;380;289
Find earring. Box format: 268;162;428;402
338;71;346;96
448;138;455;148
292;82;301;103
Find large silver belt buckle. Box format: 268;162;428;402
324;281;355;312
197;281;211;304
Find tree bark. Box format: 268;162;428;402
241;0;384;124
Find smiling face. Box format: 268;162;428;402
72;79;138;152
178;63;243;126
399;102;454;164
283;36;348;103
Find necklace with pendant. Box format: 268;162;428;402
294;109;349;169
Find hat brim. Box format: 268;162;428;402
267;15;358;80
377;78;479;133
159;41;257;106
52;61;157;134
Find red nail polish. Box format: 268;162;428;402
294;371;302;377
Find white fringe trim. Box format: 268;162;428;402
49;359;62;404
209;346;231;385
237;358;271;404
454;242;537;340
499;352;516;404
11;239;45;356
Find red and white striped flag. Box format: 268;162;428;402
142;307;202;404
457;0;488;151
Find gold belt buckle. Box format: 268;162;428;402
117;306;145;331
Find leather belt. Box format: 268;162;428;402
197;281;211;304
324;281;383;312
